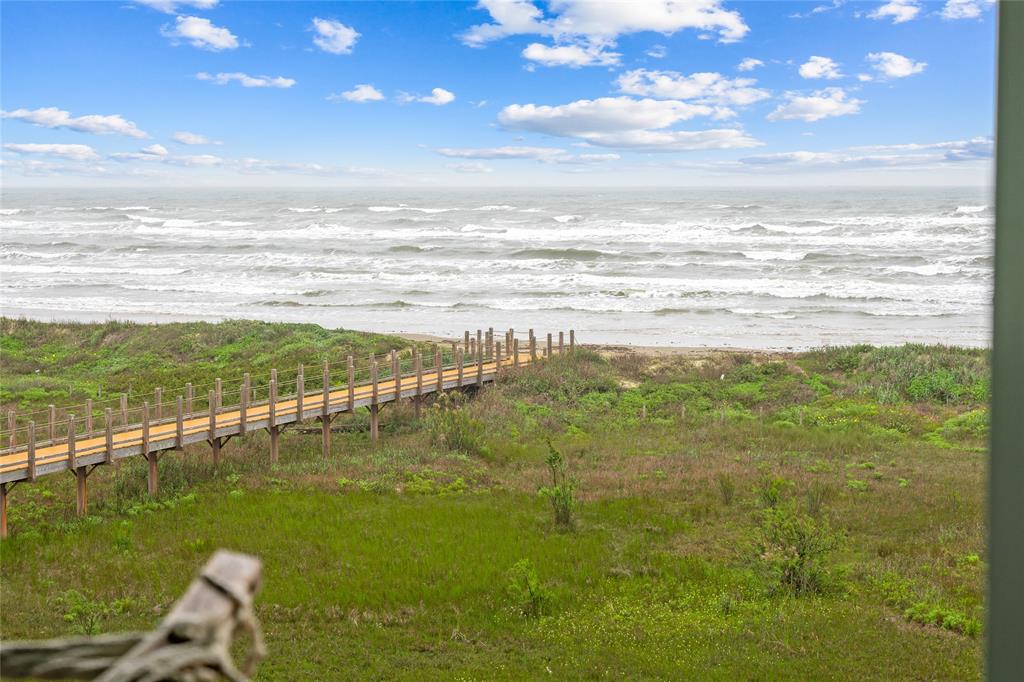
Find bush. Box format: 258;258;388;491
506;558;550;618
426;392;490;458
55;590;131;635
754;506;842;596
538;441;577;527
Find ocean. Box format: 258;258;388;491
0;187;993;349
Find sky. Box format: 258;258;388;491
0;0;998;187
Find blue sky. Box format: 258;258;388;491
0;0;997;187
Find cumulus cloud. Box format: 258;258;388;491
522;42;620;67
737;58;763;71
311;17;359;54
941;0;993;19
196;72;295;88
497;96;760;151
767;88;863;122
173;131;222;145
461;0;750;46
134;0;217;13
398;88;456;105
616;69;770;111
328;84;385;103
866;51;926;78
799;56;842;79
1;107;147;138
162;16;239;51
3;143;99;161
867;0;920;23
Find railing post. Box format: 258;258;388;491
530;334;537;361
208;390;220;468
391;350;400;398
186;382;194;416
496;341;503;374
476;329;483;360
215;378;223;410
547;333;553;358
457;349;464;387
296;364;305;424
27;420;37;481
67;415;76;470
104;409;113;465
415;351;423;419
142;402;150;457
487;327;494;359
143;401;158;496
559;331;564;354
464;330;470;354
269;378;279;465
85;399;93;435
321;361;331;458
239;374;249;436
155;388;163;421
120;394;128;426
6;410;14;449
477;344;484;385
435;348;443;392
347;356;355;411
370;360;380;444
570;329;575;352
513;339;520;368
48;404;56;442
175;395;184;450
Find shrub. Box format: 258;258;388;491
756;475;792;508
538;441;577;527
754;506;842;596
506;558;550;618
426;392;490;458
716;473;736;506
55;590;131;635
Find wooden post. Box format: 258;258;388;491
239;374;249;436
435;348;443;392
547;333;553;358
470;337;476;360
496;341;503;373
186;382;194;415
321;361;331;458
457;349;464;386
208;390;220;468
143;401;157;496
347;356;355;411
570;329;575;352
67;415;76;470
85;399;93;434
370;360;380;444
296;366;305;424
75;466;87;517
0;483;7;540
414;351;423;419
487;328;494;359
477;345;484;385
559;331;564;354
450;342;457;366
530;335;537;361
390;350;399;398
175;395;184;450
215;379;223;410
476;329;483;360
48;404;56;442
464;330;470;354
27;420;37;481
269;379;279;465
104;409;113;464
120;394;128;426
155;388;163;421
6;410;14;449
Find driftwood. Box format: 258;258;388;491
1;550;265;681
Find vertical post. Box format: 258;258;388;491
175;395;184;450
239;374;249;436
208;390;220;468
296;365;305;424
391;350;400;398
559;331;564;354
477;344;484;385
143;401;157;496
269;379;279;465
415;351;423;419
496;341;503;373
215;378;223;410
186;382;194;415
347;356;355;412
457;349;464;387
48;404;56;442
513;339;520;368
530;335;537;361
476;329;483;359
464;330;470;354
27;420;36;481
85;399;93;434
67;415;76;470
75;466;87;517
547;333;553;358
155;388;163;421
321;361;331;458
6;410;14;449
0;483;7;540
570;329;575;352
370;360;380;444
450;342;458;366
435;348;443;392
104;409;113;464
120;394;128;426
487;327;494;359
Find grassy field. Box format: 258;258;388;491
0;319;988;679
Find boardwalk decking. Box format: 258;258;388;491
0;328;575;537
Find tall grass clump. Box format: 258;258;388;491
539;441;577;527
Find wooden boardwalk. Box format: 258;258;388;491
0;328;575;537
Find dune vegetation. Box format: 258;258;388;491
0;319;987;680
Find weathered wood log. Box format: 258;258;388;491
0;550;265;681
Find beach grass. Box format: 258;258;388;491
0;319;987;679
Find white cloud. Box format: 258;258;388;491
1;107;148;138
175;154;223;166
941;0;993;19
461;0;750;47
162;16;239;51
849;135;992;159
646;44;667;58
196;72;295;88
737;58;763;71
867;0;920;23
739;137;992;170
790;0;843;19
799;55;842;79
134;0;217;13
399;87;456;105
173;131;222;145
866;51;926;78
311;17;359;55
447;161;494;173
3;143;100;161
552;152;620;164
522;42;620;67
767;88;863;122
857;73;874;82
616;69;770;108
435;146;566;159
328;84;385;103
497;96;760;151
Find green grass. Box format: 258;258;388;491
0;321;987;679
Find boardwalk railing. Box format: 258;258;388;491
0;328;575;537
